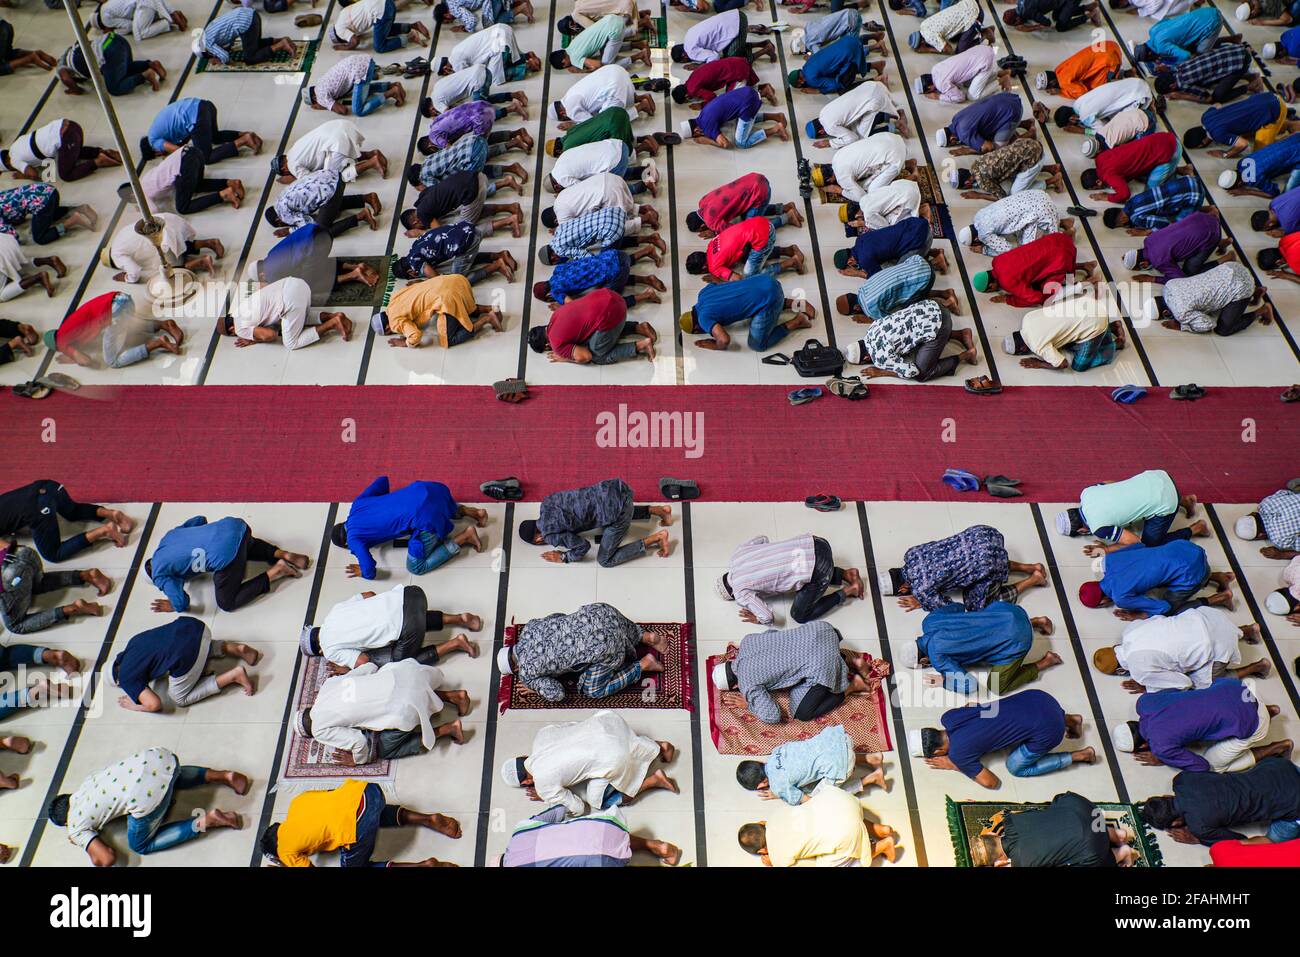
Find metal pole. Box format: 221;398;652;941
61;0;159;233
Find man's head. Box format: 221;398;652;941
549;50;571;70
969;830;1008;867
1234;512;1264;542
1054;106;1077;129
330;523;349;548
715;574;734;601
685;251;708;275
1141;795;1182;830
500;756;532;787
1035;71;1058;93
711;659;737;691
1001;330;1030;356
913;74;935;96
909;727;946;758
1002;9;1021;24
540;207;558;230
787;69;803;89
948;167;973;190
1251;209;1274;232
265;208;286;229
437;57;453;75
420;96;436;118
47;793;71;827
972;270;996;293
1258;248;1286;271
685;210;706;233
1078;580;1111;609
527;325;550;354
1153;73;1178;96
834;292;860;316
518;519;543;544
300;624;322;658
1122;248;1146;270
218;315;237;337
1102;208;1127;230
401;208;425;231
679;310;701;335
806;118;825;139
876;567;907;596
736;760;767;792
138;136;157;161
670;43;689;63
1081;169;1102;191
532;280;552;302
407;164;427;189
833;249;854;271
294;707;314;739
1112;719;1147;754
671;85;690;105
737;822;767;855
1182;125;1210;150
417;136;436;156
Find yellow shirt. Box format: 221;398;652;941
765;786;871;867
278;778;368;867
1253;95;1288;149
385;274;477;348
1021;299;1108;368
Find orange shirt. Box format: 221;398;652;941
277;779;367;867
706;217;771;280
1055;41;1122;100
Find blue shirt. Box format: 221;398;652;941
1271;186;1300;233
942;688;1065;779
548;249;627;304
1283;23;1300;58
951;92;1021;152
696;85;761;140
801;33;866;94
916;601;1032;695
147;98;202;153
344;477;458;580
854;253;932;319
693;273;784;332
262;223;333;290
149;516;250;612
1145;7;1221;63
1239;133;1300;196
850;216;930;275
1137;678;1260;772
1099;540;1209;617
764;725;856;806
1200;92;1282;147
112;616;204;703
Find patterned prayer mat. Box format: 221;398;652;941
323;255;396;308
913;166;953;240
196;39;317;74
705;647;893;756
945;797;1164;868
280;655;394;784
496;621;693;714
562;17;667;49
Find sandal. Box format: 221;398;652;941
493;377;529;403
942;469;981;493
294;13;323;26
964;375;1002;395
788;386;823;406
1281;384;1300;403
480;477;523;501
827;375;869;400
659;477;700;501
10;380;51;400
1170;383;1206;401
984;474;1024;498
1066;205;1097;218
805;494;842;512
654;131;682;145
1110;384;1147;404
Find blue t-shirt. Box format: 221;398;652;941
942;688;1065;778
801;33;866;94
1283;24;1300;58
851;216;930;274
147;98;202;153
952;93;1021;152
148;516;249;613
697;85;761;140
1200;93;1282;147
112;616;205;703
693;273;784;332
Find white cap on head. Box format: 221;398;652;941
1235;2;1250;20
791;28;806;54
913;76;925;96
959;225;973;246
715;575;734;601
1112;722;1136;752
877;570;896;596
1218;169;1239;189
500;757;524;788
497;646;514;675
1081;137;1098;158
1264;42;1278;60
711;661;732;691
1142;297;1159;324
1234;514;1258;540
1002;334;1017;355
934;127;948;148
907;729;924;758
947;167;960;187
678;119;693;140
846;339;867;365
1122;248;1139;269
897;641;920;670
293;709;310;738
1265;589;1294;615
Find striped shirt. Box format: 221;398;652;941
200;8;254;64
416;134;488;185
314;54;374;112
549;206;628;260
854;254;932;320
725;533;817;624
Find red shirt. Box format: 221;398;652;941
706;217;771;280
1209;838;1300;867
685;57;759;101
697;172;770;234
546;287;626;359
1280;231;1300;273
55;291;117;352
1096;132;1178;203
990;232;1077;308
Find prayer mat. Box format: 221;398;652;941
912;166;953;240
279;655;395;784
196;39;317;74
945;797;1165;868
706;647;892;756
562;17;667;49
323;255;396;308
496;620;693;714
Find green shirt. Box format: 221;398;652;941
1080;470;1178;531
568;14;627;63
562;106;634;151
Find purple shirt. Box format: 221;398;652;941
683;9;740;63
951;92;1022;152
696;85;761;140
426;100;496;151
1271;187;1300;234
1137;678;1261;773
1141;211;1220;281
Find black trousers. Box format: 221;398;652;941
914;303;959;381
174;148;225;214
238;12;275;65
101;35;150;95
0;20;14;71
211;528;279;612
1215;296;1256;336
315;178;366;237
1208;71;1250;104
29;189;69;245
790;536;846;623
1180;244;1215;276
374;728;427;759
0;318;20;365
1053;0;1088;30
793;684;845;721
14;481;102;562
191;100;240;164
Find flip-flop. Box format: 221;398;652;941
805;494;842;512
654;131;683;145
480;477;523;501
985;481;1024;498
827;375;869;400
788;386;823;405
942;469;981;493
659;477;700;501
38;372;80;392
964;376;1002;395
1066;205;1097;218
1170;383;1207;401
984;474;1021;489
10;381;51;399
640;78;672;93
1110;384;1147;404
1281;384;1300;403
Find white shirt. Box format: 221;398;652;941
233;277;316;349
332;0;386;41
318;586;408;669
450;23;519;85
8;119;65;172
1075;77;1152;128
524;711;662;817
552;138;624;187
573;0;639;27
830;132;905;203
553;171;634;222
310;659;446;764
818;82;895;148
286;120;366;183
1115;607;1242;692
920;0;979;49
432;64;489;113
559;64;636;123
66;748;178;849
859;178;921;229
95;0;175;40
109;212;195;283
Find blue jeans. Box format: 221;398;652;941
1092;510;1191;547
734;114;767;149
611;141;631;177
340;783;402;866
743;230;778;277
904;0;926;12
373;0;409;54
746;296;789;351
1146;159;1177;191
126;765;209;855
1005;744;1073;777
1267;818;1300;842
406;530;461;574
352;61;386;116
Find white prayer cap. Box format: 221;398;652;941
1081;137;1098;158
1265;589;1295;615
293;709;310;738
715;575;734;601
371;314;387;336
907;729;924;758
876;570;896;596
1122;248;1139;269
711;661;732;691
500;757;526;787
947;167;961;187
1234;514;1260;540
897;641;920;670
1141;298;1160;324
497;646;514;675
1235;2;1250;20
846;339;867;365
959;225;973;246
934;127;948;148
1264;42;1278;60
549;100;564;122
678;119;693;140
912;76;925;96
1112;722;1136;752
791;28;807;55
1001;334;1017;355
1219;169;1239;189
301;86;313;105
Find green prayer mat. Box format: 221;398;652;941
562;17;667;49
323;255;396;308
196;39;317;74
945;796;1164;868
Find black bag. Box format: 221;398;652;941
767;339;843;378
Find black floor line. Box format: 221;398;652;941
513;1;560;381
769;1;837;346
195;1;343;385
874;5;1000;382
247;502;340;866
1205;503;1300;714
679;500;707;864
1097;3;1300;364
854;501;928;866
18;502;161;867
472;500;515;867
1029;502;1131;804
983;0;1160;386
